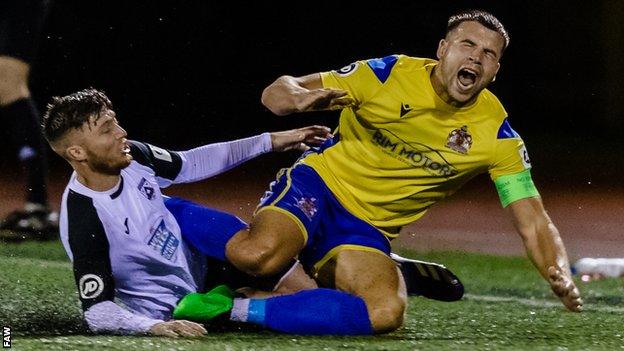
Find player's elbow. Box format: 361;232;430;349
261;75;295;116
84;302;120;335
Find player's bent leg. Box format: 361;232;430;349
0;57;55;241
166;196;309;291
227;164;324;278
0;56;30;105
318;249;408;334
225;208;306;277
165;197;247;261
179;249;399;335
175;284;375;335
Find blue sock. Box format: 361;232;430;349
230;289;373;335
164;197;247;261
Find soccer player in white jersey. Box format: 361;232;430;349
42;88;328;336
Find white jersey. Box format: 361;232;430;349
59;135;272;333
60;160;207;321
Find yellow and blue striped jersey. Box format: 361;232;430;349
301;55;530;237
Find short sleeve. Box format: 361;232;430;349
320;55;400;105
489;118;532;181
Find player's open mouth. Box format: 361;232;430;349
457;68;478;90
121;143;131;155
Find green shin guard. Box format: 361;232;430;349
173;285;235;321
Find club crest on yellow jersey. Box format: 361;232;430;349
445;125;473;154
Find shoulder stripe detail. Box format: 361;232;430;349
366;55;398;83
128;140;182;180
497;118;520;139
128;140;152;167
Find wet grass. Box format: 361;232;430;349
1;241;623;350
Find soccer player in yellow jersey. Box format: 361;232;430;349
220;9;582;334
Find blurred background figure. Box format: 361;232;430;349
0;0;58;241
573;258;624;282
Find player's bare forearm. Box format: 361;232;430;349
507;197;582;312
518;210;569;279
261;75;309;116
261;74;354;115
508;197;570;278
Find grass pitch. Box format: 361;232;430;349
1;241;623;351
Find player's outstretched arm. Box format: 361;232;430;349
167;124;332;184
506;197;583;312
261;74;354;116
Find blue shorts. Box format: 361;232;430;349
164;196;247;261
256;164;391;272
166;197;286;291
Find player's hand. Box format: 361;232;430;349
237;261;318;298
273;260;318;294
548;266;583;312
270;125;333;152
294;88;354;112
149;320;207;338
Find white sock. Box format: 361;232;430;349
230;298;250;322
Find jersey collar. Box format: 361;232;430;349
69;172;125;199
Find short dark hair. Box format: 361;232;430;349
447;9;510;51
42;88;114;143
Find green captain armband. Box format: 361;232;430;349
494;169;540;207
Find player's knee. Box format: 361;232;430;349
227;240;282;277
368;296;406;333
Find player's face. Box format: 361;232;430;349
81;109;132;175
435;21;504;106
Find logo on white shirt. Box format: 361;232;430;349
147;219;179;260
79;274;104;299
138;177;155;200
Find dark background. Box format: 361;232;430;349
8;0;624;187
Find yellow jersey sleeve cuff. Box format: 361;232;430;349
493;169;540;207
319;71;336;89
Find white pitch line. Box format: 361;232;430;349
464;293;624;313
